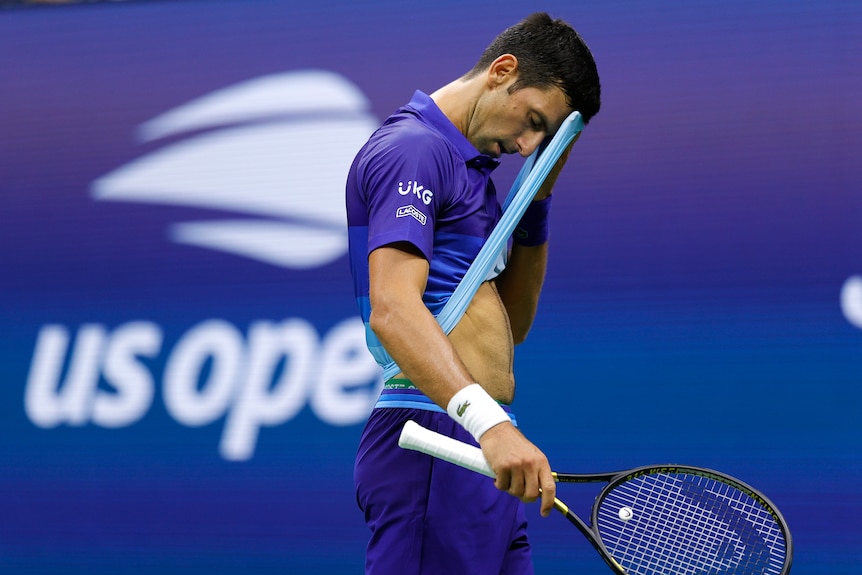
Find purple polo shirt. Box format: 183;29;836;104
346;90;501;368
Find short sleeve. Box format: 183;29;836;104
358;122;456;261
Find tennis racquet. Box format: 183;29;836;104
399;420;793;575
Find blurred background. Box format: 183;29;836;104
1;0;860;573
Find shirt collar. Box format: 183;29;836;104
405;90;500;172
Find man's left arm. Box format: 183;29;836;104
495;141;573;343
495;242;548;344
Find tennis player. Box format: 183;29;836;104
346;12;601;574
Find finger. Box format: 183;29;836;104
507;467;526;499
538;468;557;518
494;468;512;493
519;465;541;503
555;139;575;165
539;141;575;194
521;460;547;503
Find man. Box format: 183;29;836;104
346;12;601;574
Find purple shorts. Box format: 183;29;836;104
354;406;533;575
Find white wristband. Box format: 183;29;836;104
446;384;510;442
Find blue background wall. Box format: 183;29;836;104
1;1;860;573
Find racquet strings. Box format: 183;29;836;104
595;472;788;575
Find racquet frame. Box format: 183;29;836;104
398;420;793;575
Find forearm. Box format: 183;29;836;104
368;245;478;410
495;241;548;344
371;285;513;442
369;295;475;408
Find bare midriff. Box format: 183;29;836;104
395;280;515;404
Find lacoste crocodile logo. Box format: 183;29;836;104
456;401;470;418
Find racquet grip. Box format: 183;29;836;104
398;420;496;478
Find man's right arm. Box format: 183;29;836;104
368;242;474;408
368;242;557;516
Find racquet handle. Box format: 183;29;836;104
398;420;496;478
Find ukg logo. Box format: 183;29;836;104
25;71;384;461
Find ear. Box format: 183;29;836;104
486;54;519;88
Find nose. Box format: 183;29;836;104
517;131;546;157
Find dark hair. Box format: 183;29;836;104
467;12;601;124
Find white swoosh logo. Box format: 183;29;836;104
91;70;378;269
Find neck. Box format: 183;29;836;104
430;76;484;138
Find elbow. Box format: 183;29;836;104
510;323;531;346
368;298;399;343
368;306;388;341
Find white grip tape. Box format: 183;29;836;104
398;420;495;478
446;383;510;442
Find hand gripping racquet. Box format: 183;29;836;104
399;420;793;575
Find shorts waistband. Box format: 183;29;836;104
375;379;518;426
